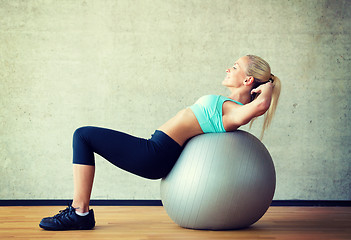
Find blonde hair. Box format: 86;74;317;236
246;55;281;139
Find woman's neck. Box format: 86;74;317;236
227;88;251;105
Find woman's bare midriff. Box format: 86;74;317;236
157;108;203;147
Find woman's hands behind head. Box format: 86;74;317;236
251;81;273;97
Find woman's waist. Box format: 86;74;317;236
149;130;183;152
157;108;203;146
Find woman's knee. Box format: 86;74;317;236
74;126;92;138
73;126;95;145
72;126;96;165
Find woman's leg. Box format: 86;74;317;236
72;164;95;213
68;126;181;213
71;126;165;179
40;126;179;230
69;127;180;213
69;126;147;214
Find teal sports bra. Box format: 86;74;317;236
189;95;244;133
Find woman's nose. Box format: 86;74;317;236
226;68;230;73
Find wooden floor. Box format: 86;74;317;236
0;206;350;240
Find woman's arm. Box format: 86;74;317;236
230;82;273;127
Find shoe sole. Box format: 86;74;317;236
39;223;95;231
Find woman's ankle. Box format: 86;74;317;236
71;202;90;213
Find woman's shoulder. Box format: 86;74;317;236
195;94;220;103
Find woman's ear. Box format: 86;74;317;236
244;76;255;86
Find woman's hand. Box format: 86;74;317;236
251;81;273;96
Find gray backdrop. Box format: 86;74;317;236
1;0;350;200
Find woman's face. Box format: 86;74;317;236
222;56;249;88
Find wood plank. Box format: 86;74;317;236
0;206;350;239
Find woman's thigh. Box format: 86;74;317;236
73;126;161;178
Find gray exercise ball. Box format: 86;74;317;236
160;130;276;230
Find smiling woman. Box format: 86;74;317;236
222;55;282;138
39;55;281;231
222;60;248;90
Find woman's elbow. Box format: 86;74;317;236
256;98;271;115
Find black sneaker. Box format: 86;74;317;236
39;206;95;230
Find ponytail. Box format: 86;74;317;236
260;75;281;139
246;55;281;140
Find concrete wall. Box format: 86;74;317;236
0;0;350;200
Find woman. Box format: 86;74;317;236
39;55;281;230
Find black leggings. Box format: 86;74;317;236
72;126;183;179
